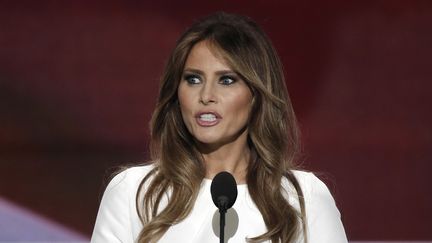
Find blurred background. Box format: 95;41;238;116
0;0;431;241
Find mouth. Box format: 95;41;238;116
195;112;221;127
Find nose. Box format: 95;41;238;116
199;81;217;105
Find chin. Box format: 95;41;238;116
195;136;220;145
193;134;225;146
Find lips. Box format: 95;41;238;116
195;111;221;127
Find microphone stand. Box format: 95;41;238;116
211;172;237;243
219;208;226;243
218;196;229;243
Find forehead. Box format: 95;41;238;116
184;40;233;71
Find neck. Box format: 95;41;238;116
198;131;250;184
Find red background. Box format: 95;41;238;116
0;0;431;240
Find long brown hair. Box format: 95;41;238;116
136;12;306;243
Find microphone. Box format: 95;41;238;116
210;171;238;243
210;171;238;212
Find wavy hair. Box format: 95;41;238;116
136;12;306;243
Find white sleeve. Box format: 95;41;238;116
305;173;348;243
91;170;136;243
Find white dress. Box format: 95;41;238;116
91;164;348;243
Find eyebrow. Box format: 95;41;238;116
183;68;237;76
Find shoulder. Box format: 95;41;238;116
284;170;348;243
284;170;340;218
282;170;332;204
105;163;156;193
288;170;335;205
91;163;156;243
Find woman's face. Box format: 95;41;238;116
178;41;253;149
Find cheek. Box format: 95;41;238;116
178;89;195;130
178;103;194;136
228;93;253;120
178;102;190;125
177;84;186;106
178;86;191;113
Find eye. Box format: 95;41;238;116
183;74;201;84
219;75;237;85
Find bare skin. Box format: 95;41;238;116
178;41;253;184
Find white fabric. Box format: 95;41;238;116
91;164;348;243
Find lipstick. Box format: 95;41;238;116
195;111;221;127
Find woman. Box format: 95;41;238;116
91;12;347;243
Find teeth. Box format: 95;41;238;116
199;113;216;122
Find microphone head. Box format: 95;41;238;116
210;171;238;211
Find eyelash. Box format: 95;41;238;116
219;75;237;85
184;74;201;84
183;74;238;85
